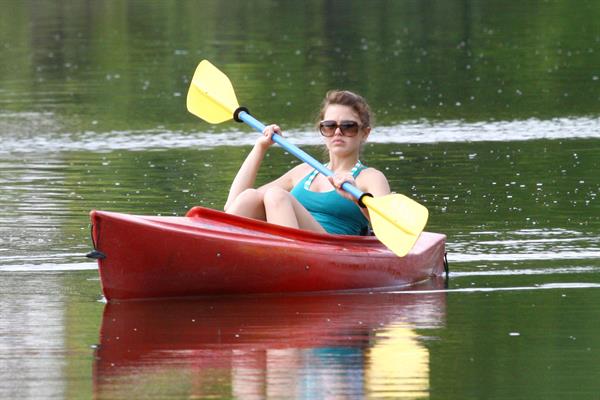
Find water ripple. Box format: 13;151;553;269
450;251;600;262
450;227;600;262
451;266;600;277
397;282;600;294
0;262;97;273
1;112;599;153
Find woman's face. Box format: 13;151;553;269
321;104;370;157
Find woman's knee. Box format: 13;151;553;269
237;188;263;203
263;187;291;208
225;188;264;214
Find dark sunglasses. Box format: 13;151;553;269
319;120;362;137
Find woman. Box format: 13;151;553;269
224;90;390;235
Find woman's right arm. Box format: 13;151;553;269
224;124;280;211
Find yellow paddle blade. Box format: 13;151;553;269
363;194;429;257
186;60;239;124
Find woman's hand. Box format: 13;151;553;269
256;124;281;151
328;173;358;202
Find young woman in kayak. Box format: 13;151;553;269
224;90;391;235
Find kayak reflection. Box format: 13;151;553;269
93;279;446;399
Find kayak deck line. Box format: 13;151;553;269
89;206;447;300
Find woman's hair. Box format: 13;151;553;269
317;90;373;129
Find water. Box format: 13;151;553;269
1;1;599;399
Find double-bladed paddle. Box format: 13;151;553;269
186;60;428;257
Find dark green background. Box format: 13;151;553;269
1;1;599;399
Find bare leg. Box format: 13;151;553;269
225;189;267;221
263;187;326;233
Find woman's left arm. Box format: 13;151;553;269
360;168;391;198
357;168;390;219
329;168;391;218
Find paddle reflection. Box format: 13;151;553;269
93;279;446;399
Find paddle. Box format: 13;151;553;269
186;60;428;256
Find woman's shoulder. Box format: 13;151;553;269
284;162;313;184
358;166;390;195
359;166;387;180
290;162;313;175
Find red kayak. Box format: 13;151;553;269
88;206;447;300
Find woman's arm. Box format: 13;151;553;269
361;168;391;197
224;143;268;211
329;168;391;219
224;124;304;211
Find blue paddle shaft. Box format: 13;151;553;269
238;110;365;201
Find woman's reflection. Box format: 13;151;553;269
93;279;446;399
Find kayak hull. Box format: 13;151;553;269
90;206;446;300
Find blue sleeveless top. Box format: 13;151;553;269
290;161;370;235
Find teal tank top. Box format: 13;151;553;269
290;161;370;235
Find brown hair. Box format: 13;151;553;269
317;90;373;129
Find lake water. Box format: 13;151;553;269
1;1;599;399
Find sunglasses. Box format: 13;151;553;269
319;120;362;137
